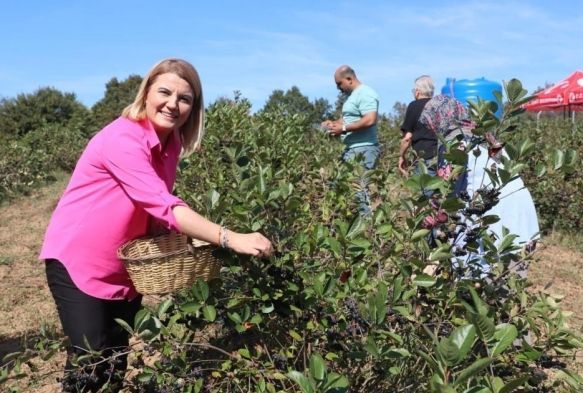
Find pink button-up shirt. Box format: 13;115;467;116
40;117;187;300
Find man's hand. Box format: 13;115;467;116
328;121;344;136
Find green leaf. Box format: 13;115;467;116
392;275;403;303
309;354;327;381
322;372;349;392
505;79;525;102
491;324;518;357
1;352;22;364
202;305;217;322
429;251;453;262
346;215;365;240
347;238;371;252
553;149;564;170
376;224;393;235
156;298;173;317
289;330;303;341
564;149;578;167
429;244;453;261
250;314;262;324
518;138;535;158
498;233;518;253
412;229;430;241
209;189;220;209
327;237;342;256
497;168;512;185
228;312;242;324
287;371;314;393
443;149;468;166
258;164;266;193
405;177;421;192
449;324;476;361
267;189;280;202
364;337;380;357
429;373;445;391
554;369;583;389
180;301;203;315
463;387;490;393
485;168;500;186
423;176;446;190
480;215;500;225
504;142;518;160
441;198;466;211
438;337;461;365
499;376;529;393
489;376;504;392
454;357;493;386
134;308;150;330
413;273;437;287
417;350;441;374
469;287;489;316
193;279;209;302
386;348;411;358
374;282;388;324
429;374;457;393
114;318;134;335
472;313;495;341
137;371;154;383
387;331;404;345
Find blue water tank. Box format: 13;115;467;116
441;77;503;117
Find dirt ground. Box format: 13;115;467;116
1;178;582;391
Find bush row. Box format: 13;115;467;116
509;119;583;233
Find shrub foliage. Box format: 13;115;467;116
1;82;582;393
510;120;583;233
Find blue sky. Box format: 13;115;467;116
1;0;582;114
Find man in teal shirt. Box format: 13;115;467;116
322;65;381;216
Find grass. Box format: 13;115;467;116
545;230;583;254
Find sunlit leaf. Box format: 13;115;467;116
413;273;437;287
454;357;493;385
449;324;476;361
309;353;326;381
491;323;518;357
287;371;314;393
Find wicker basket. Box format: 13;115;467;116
117;232;221;295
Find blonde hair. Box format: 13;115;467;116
122;58;204;156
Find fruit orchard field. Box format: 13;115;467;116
1;86;582;392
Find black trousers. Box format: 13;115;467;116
45;259;142;391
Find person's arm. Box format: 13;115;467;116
172;206;272;257
398;101;419;176
102;127;273;257
328;111;377;136
399;132;413;176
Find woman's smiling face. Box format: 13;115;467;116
145;72;194;137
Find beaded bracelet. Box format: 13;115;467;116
219;226;230;249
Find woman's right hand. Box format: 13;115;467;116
227;231;274;258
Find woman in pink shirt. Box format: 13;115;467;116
40;58;273;391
